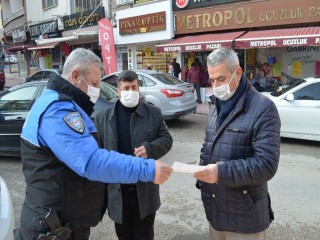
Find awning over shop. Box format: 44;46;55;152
235;26;320;49
28;42;60;50
7;44;35;51
156;31;245;52
62;26;98;37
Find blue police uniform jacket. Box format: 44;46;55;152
19;76;155;232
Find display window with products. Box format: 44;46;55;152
136;51;176;73
247;46;320;93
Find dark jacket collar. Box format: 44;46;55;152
109;99;145;120
47;75;95;116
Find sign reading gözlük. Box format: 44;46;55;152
12;26;26;43
63;7;105;31
30;20;60;40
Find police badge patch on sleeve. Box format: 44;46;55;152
64;112;85;134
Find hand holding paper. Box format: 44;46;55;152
193;163;218;184
172;161;206;174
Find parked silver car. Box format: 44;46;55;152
0;176;15;240
25;69;62;82
101;70;197;120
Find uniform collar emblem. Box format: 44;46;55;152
64;112;84;134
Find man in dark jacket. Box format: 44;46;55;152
188;62;202;103
14;49;172;240
171;58;181;78
194;48;280;240
95;70;173;240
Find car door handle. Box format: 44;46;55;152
16;117;25;120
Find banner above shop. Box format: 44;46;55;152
119;11;166;35
174;0;320;34
29;20;60;40
172;0;244;12
98;18;117;75
235;26;320;49
63;7;105;31
12;26;26;43
156;31;244;52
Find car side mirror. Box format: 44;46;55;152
286;93;294;101
25;77;30;82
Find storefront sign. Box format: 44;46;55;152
172;0;244;11
30;20;60;40
134;0;155;4
119;11;166;35
128;49;133;70
63;7;105;31
175;0;320;34
240;37;320;48
12;26;26;43
98;18;117;75
116;44;128;53
158;42;228;52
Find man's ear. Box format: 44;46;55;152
70;69;80;86
236;67;243;78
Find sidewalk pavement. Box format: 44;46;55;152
3;66;210;115
4;65;23;88
195;102;210;116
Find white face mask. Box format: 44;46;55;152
80;74;100;104
120;90;140;108
212;69;237;101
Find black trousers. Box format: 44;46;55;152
14;225;90;240
115;186;156;240
193;82;201;102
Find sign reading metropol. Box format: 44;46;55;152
175;0;320;34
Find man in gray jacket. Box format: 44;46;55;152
95;70;173;240
194;48;281;240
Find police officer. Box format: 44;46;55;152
14;48;173;240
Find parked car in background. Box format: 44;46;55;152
0;176;15;240
0;63;5;90
101;70;196;120
0;80;117;156
262;77;320;141
4;55;18;64
25;69;62;82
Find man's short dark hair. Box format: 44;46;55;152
117;70;138;86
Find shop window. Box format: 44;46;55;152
42;0;57;9
116;0;133;6
71;0;101;13
293;83;320;100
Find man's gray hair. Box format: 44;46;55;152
207;48;239;73
61;48;104;78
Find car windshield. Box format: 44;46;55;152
99;82;117;101
150;73;183;85
271;79;306;97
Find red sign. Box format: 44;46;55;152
98;18;117;75
176;0;188;8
